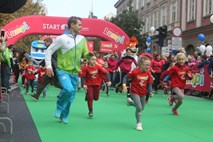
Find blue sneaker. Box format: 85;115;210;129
54;109;61;118
60;117;68;124
43;94;46;98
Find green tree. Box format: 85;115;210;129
0;0;46;53
86;37;101;52
110;0;146;53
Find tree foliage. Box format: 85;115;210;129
110;0;146;53
86;37;101;52
0;0;46;53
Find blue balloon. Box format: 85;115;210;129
146;47;151;53
198;33;205;41
146;36;152;43
172;50;177;55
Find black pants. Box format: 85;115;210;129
153;73;161;92
1;63;11;90
26;79;34;93
34;75;61;98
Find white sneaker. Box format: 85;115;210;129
136;122;143;131
127;98;134;106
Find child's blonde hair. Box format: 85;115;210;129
175;52;187;61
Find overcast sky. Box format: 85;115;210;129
43;0;118;19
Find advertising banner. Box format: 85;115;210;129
100;41;114;53
87;41;94;52
185;65;212;92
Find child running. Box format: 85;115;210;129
101;61;112;96
167;53;193;115
34;63;47;98
25;59;36;94
78;52;111;118
123;56;153;131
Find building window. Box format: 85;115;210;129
135;0;139;10
203;0;212;16
145;15;151;33
153;11;158;28
145;18;148;33
188;0;195;21
161;6;167;26
170;1;177;23
131;1;134;8
141;0;144;7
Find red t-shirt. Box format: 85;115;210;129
79;64;108;86
128;68;153;96
107;58;118;72
151;59;163;73
167;63;192;89
25;65;36;80
35;67;46;83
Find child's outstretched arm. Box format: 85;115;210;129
163;75;171;82
186;69;193;80
122;74;131;93
147;84;153;97
106;73;111;86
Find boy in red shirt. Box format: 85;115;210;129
123;56;153;131
34;64;47;98
79;52;111;118
25;59;36;94
101;61;112;96
167;53;193;115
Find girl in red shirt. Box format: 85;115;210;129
123;56;153;131
167;53;193;115
78;52;111;118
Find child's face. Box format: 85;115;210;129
103;62;108;68
177;55;186;66
80;63;85;67
111;55;115;59
156;55;161;60
28;60;33;65
89;56;97;66
140;60;151;72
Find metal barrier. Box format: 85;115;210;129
0;117;13;134
0;87;13;134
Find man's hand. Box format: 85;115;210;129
46;68;54;77
122;83;127;93
83;85;88;90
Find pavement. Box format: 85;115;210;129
0;80;41;142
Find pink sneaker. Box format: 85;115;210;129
172;109;179;115
168;96;174;106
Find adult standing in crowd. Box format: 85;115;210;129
151;53;163;94
0;35;13;92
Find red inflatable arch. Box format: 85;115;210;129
2;16;129;53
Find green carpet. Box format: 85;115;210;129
20;86;213;142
